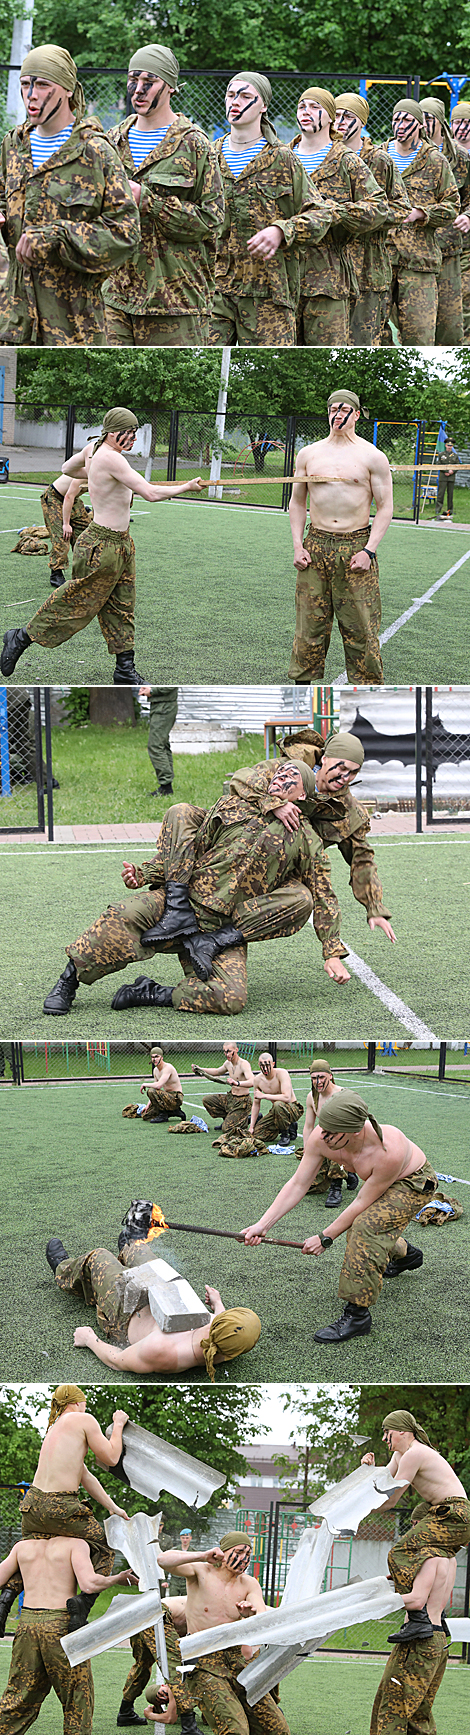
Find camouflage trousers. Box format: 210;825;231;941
350;289;387;346
27;522;135;655
203;1090;252;1134
255;1099;303;1142
384;268;438;345
186;1647;290;1735
0;271;106;347
288;525;383;684
299;1152;348;1191
105;307;208;345
0;1607;93;1735
338;1158;438;1307
461;251;470;343
370;1630;448;1735
54;1241;172;1347
388;1498;470;1595
297;292;349;346
19;1487;114;1575
122;1612;195;1716
208;294;296;346
435;253;464;346
40;485;92;576
436;470;455;513
141;1086;184;1119
148;689;178;787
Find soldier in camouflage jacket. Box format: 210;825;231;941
382;99;459;344
335;92;410;344
290;87;390;344
422;95;470;344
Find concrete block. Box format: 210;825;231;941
115;1256;211;1334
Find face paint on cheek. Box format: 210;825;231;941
227;92;260;119
338;114;358;142
299;108;323;132
146;81;166;112
394;117;419;144
330;403;355;431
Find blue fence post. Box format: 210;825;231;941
0;688;11;798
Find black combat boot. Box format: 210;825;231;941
46;1238;70;1272
117;1702;146;1726
346;1172;359;1191
43;959;79;1014
140;883;198;946
50;568;66;588
0;1583;20;1637
114;653;146;684
324;1180;343;1208
180;1715;200;1735
314;1302;372;1343
66;1590;101;1631
383;1241;423;1278
1;627;31;676
388;1606;434;1644
111;977;174;1010
181;922;244;981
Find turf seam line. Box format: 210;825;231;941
332;543;470;682
342;943;438;1040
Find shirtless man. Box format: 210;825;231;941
0;1386;129;1637
287;387;393;684
40;472;92;589
0;407;204;684
249;1052;303;1146
151;1533;290;1735
242;1088;438;1341
194;1042;254;1139
300;1058;358;1206
361;1408;470;1642
0;1535;136;1735
123;1047;185;1122
46;1239;261;1378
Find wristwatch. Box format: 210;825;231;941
319;1232;333;1249
363;546;375;560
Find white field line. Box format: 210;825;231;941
341;944;437;1040
3;835;469;860
333;543;470;683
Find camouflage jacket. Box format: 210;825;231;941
348;137;410;291
0;116;140;345
289;134;390;298
214;137;332;307
103;114;224;316
382;138;459;270
438;136;470;258
138;762;390;960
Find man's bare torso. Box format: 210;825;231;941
309;1121;427;1185
52;475;88;502
255;1067;295;1103
299;433;374;531
185;1561;257;1634
84;445;134;532
226;1058;253;1097
392;1443;466;1503
33;1414;88;1493
152;1061;182;1093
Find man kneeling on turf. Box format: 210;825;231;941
242;1089;438;1341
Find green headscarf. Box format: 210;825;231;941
291;759;317;799
229;72;278;144
327;390;361;413
392;99;424;127
93;407;139;453
318;1089;384;1143
128;44;179;91
322;730;365;767
421;96;457;164
452;101;470;120
382;1409;433;1447
219;1530;252;1553
48;1384;86;1429
21;45;86;122
200;1307;261;1381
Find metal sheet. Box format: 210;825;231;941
308;1465;408;1536
106;1419;226;1507
115;1257;211;1333
61;1589;165;1667
105;1509;168;1675
281;1519;333;1606
180;1577;402;1661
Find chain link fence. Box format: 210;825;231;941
14;1039;470;1084
232;1506;468;1621
0;687;49;832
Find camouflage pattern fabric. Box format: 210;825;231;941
435;253;464;343
461;250;470;341
384;266;438;344
54;1243;159;1347
290;134;390;306
105;307;208;344
383;138;459;272
350;287;385;345
141;1086;183;1118
219;1133;267;1157
0;1607;93;1735
211;138;332;338
40;484;92;575
287;524;384;685
122;1611;195;1716
11;528;49;555
296;1150;346;1190
338;1158;438;1307
370;1628;448;1735
351;139;410;296
388;1499;470;1594
208;294;296;345
103;115;223;321
187;1645;290;1735
255;1098;303;1142
26;523;135;654
147;688;178;788
19;1488;114;1578
202;1090;252;1134
0;119;140;346
296;291;349;346
435;134;470;258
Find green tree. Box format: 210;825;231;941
273;1386;362;1505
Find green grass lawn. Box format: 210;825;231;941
0;1644;466;1735
2;485;470;684
0;831;469;1039
1;1068;469;1384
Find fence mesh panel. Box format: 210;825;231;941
0;688;42;830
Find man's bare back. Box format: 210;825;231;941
34;1405;128;1490
0;1535;135;1610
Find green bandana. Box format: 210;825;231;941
21;44;85;121
393;99;424;126
93;407;139;453
300;85;336;123
335;91;369;126
421;96;457;164
230;72;278;143
128;44;179;91
318;1089;384;1143
327;390;361;413
219;1530;252;1553
382;1410;433;1447
322;730;365;767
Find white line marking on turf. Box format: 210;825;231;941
333;543;470;682
342;944;438;1040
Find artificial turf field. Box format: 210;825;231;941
2;1067;469;1383
1;831;469;1039
2;487;470;684
0;1647;467;1735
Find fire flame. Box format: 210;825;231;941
147;1203;169;1240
